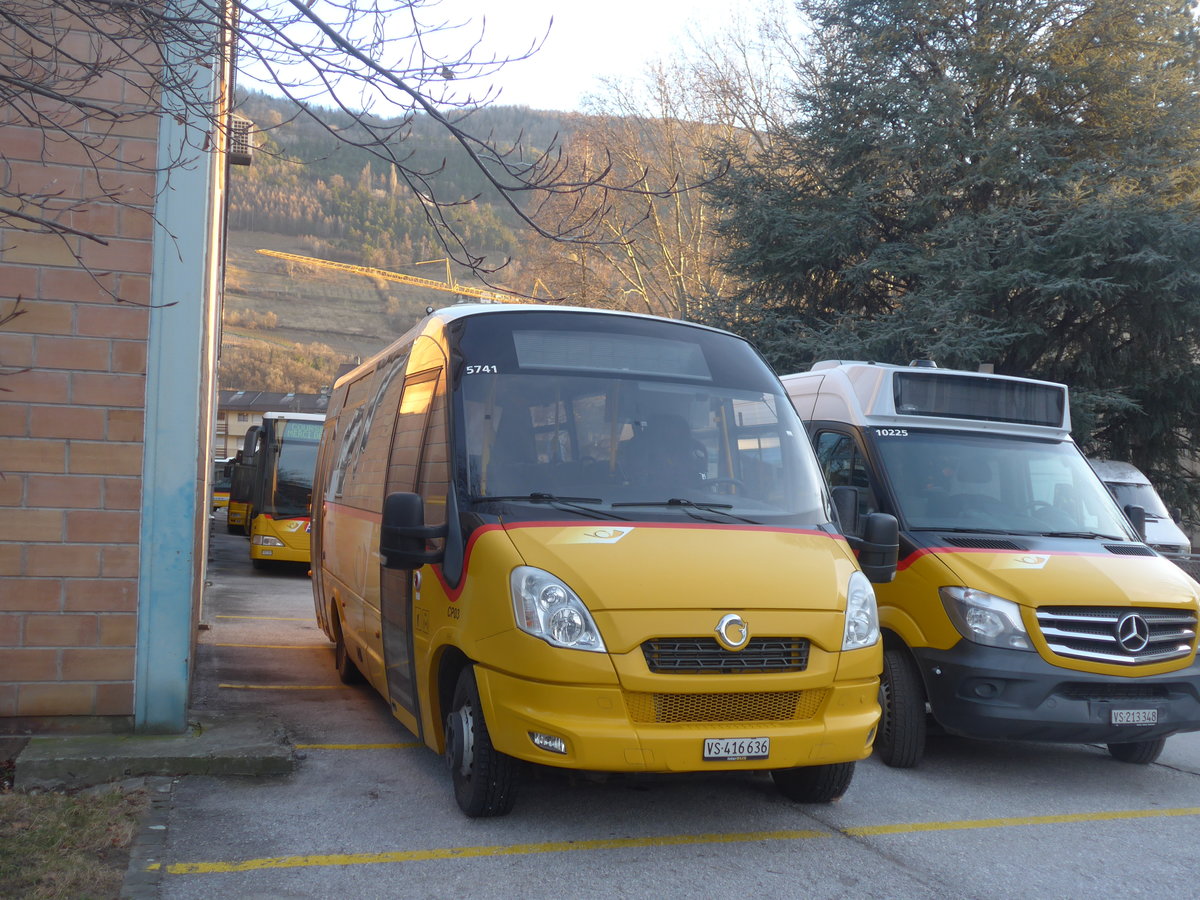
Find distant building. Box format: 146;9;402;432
215;390;329;459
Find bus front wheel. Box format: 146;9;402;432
445;666;517;817
332;614;364;685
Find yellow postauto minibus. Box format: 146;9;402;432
782;360;1200;768
312;304;898;816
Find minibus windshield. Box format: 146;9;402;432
454;314;829;525
872;429;1135;538
212;459;232;492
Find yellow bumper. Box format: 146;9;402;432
475;666;879;773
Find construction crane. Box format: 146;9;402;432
255;249;528;305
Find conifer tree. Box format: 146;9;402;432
708;0;1200;513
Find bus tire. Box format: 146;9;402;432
226;522;241;535
875;646;926;768
771;761;855;803
1107;737;1166;764
333;616;364;685
445;666;517;818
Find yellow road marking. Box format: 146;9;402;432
218;683;342;690
295;742;421;750
214;615;309;621
843;806;1200;835
150;830;830;874
150;806;1200;876
213;643;320;649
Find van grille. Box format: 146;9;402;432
1058;683;1171;701
1102;544;1156;557
1034;606;1196;665
642;637;809;673
942;537;1025;550
624;689;828;724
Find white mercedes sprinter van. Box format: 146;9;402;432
1089;460;1191;560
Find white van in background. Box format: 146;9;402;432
1089;460;1191;560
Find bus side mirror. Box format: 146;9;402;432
858;512;899;584
1123;504;1147;542
380;492;447;569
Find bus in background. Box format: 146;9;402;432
226;427;260;535
211;457;234;511
311;304;897;817
783;360;1200;769
248;411;324;568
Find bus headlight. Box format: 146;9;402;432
251;535;285;547
511;566;606;652
939;587;1031;650
843;571;880;650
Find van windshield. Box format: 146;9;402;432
453;313;830;525
872;429;1134;537
1104;482;1172;519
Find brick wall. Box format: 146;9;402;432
0;7;160;727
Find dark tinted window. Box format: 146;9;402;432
894;372;1065;428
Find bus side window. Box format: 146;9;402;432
417;373;451;541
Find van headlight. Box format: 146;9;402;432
843;571;880;650
511;566;606;652
939;587;1031;650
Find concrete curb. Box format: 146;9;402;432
120;776;175;900
13;712;294;791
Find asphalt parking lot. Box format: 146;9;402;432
133;513;1200;899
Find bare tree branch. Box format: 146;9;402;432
2;0;689;277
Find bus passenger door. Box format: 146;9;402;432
380;367;445;730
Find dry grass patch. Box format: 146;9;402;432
0;786;149;900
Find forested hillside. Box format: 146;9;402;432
220;93;590;391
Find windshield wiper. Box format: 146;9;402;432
470;492;628;520
911;527;1011;534
611;497;760;525
1040;530;1124;540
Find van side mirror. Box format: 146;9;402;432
858;512;899;584
380;492;448;568
1123;504;1147;542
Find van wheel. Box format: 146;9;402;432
771;762;855;803
445;666;517;817
1107;737;1166;764
875;647;926;768
333;617;364;685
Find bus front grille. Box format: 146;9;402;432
623;689;829;725
642;637;810;674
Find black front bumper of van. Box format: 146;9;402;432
915;643;1200;743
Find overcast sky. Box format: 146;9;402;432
436;0;738;111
